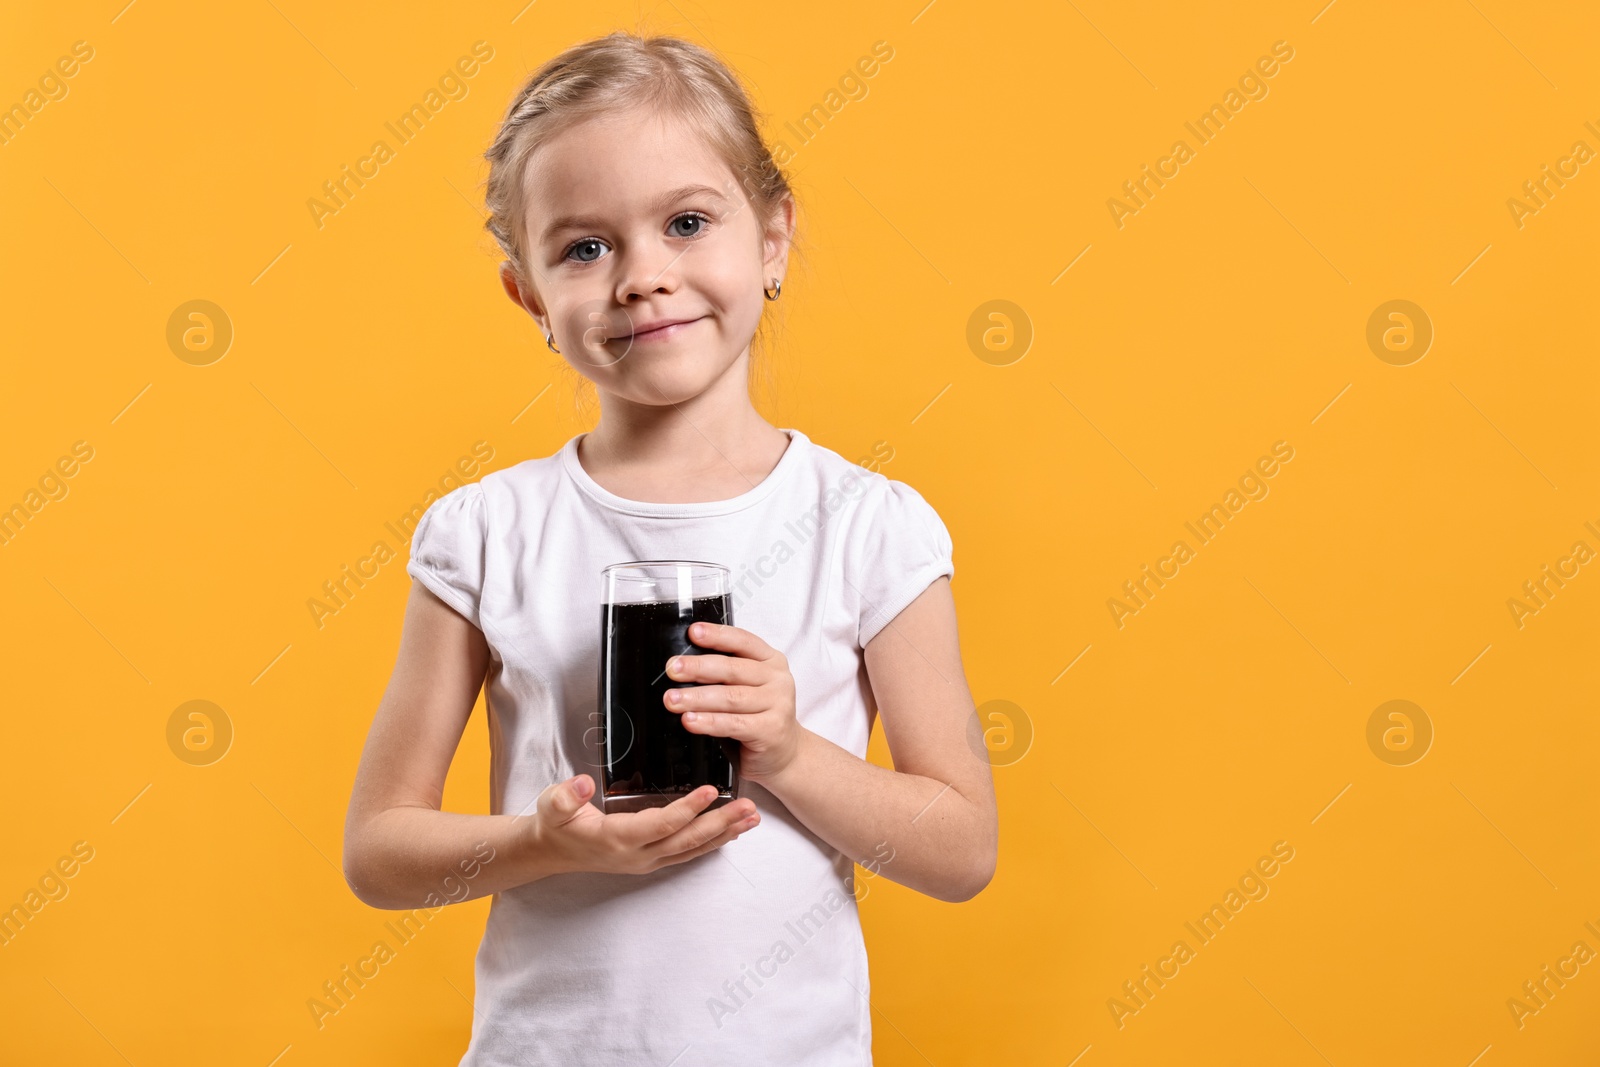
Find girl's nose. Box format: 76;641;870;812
616;243;683;303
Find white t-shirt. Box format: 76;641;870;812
405;426;955;1066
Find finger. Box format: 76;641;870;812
663;651;761;686
686;620;777;661
537;773;595;827
651;802;760;861
654;815;759;869
676;709;760;741
664;682;763;715
615;784;720;846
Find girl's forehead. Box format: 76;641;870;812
527;108;733;199
520;116;746;244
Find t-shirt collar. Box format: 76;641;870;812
560;428;808;518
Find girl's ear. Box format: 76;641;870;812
760;195;797;281
500;261;549;332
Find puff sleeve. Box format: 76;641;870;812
405;482;488;630
845;476;955;649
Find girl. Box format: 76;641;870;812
343;30;996;1066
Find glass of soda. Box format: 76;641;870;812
598;560;740;813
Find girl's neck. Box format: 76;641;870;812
577;402;791;505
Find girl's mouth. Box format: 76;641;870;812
625;316;704;343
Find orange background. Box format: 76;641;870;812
2;1;1597;1064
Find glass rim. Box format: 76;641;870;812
601;559;728;578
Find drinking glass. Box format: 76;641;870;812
598;561;740;812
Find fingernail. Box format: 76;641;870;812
669;657;683;674
667;690;681;704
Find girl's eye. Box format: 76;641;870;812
670;212;710;238
566;238;608;264
562;213;709;263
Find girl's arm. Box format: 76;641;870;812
342;582;559;910
345;583;760;911
666;581;996;902
761;576;997;903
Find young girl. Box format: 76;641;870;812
343;31;996;1065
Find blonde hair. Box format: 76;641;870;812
482;32;799;411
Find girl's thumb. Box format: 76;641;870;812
568;774;593;804
540;771;592;825
540;774;591;822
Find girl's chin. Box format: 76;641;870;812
606;365;729;405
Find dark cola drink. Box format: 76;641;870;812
598;562;740;813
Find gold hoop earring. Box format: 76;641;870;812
545;332;561;354
764;278;782;301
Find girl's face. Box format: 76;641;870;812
504;106;791;408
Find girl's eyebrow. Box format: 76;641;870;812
539;183;730;244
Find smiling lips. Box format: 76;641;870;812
614;316;703;342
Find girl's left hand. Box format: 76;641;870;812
663;621;804;786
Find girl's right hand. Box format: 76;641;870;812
531;773;760;876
